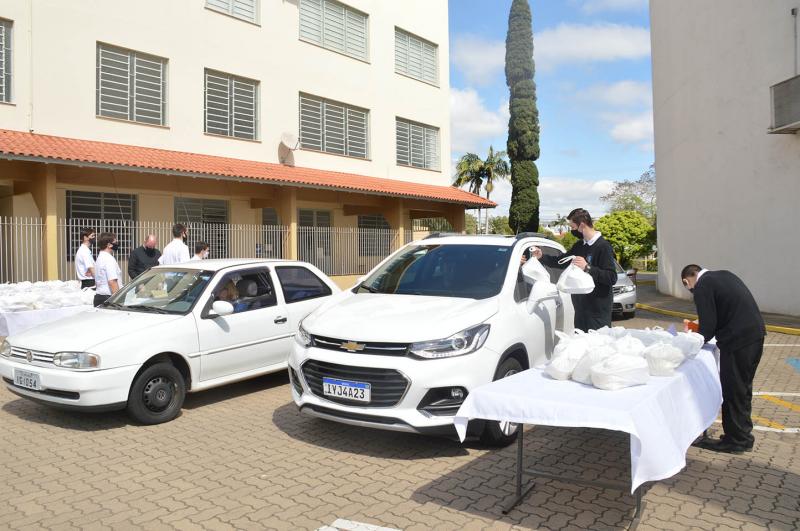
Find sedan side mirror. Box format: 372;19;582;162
209;300;234;317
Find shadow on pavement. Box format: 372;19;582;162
1;398;130;431
182;370;289;409
271;401;470;460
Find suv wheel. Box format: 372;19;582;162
479;357;523;447
126;362;185;425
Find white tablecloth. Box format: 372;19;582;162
453;351;722;492
0;306;92;337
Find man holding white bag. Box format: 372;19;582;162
529;208;617;332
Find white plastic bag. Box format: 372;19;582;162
643;342;686;376
521;255;551;284
572;345;618;385
615;335;646;357
553;331;588;361
671;332;704;358
591;354;650;390
545;356;578;380
556;263;595;294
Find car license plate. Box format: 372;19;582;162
14;369;41;391
322;377;371;402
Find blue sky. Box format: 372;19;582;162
448;0;653;220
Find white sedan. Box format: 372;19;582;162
0;259;339;424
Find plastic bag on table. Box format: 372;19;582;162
556;262;595;295
553;331;588;361
643;342;686;376
671;332;705;358
571;344;618;385
590;354;650;390
614;334;647;357
545;355;580;380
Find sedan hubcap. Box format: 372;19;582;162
143;376;175;412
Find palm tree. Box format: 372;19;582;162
481;146;510;233
453;152;485;233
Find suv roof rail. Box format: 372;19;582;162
514;232;549;240
423;232;463;239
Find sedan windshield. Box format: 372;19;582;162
355;244;512;299
104;269;213;314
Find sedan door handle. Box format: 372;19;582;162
274;316;288;324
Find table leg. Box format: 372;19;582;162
502;426;535;514
628;486;646;531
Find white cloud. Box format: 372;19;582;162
536;23;650;69
450;88;509;154
580;80;652;107
581;0;648;14
603;110;654;144
451;35;506;86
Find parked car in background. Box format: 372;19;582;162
0;259;339;424
613;260;637;319
289;233;575;446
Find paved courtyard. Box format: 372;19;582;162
1;311;798;530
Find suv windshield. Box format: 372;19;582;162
105;269;214;314
356;244;512;299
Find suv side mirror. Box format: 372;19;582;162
209;300;234;317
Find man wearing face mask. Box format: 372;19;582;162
75;227;96;288
94;232;123;307
190;241;210;261
530;208;617;331
128;234;161;279
681;264;765;454
159;223;191;265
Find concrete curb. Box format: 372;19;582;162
635;303;800;336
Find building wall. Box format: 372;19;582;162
0;0;451;187
650;0;800;315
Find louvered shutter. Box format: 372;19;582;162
205;70;258;140
133;53;165;125
396;118;439;170
299;94;323;151
323;100;346;155
322;1;346;53
206;0;257;23
97;45;131;120
424;127;439;170
299;0;323;45
394;30;408;75
422;42;438;84
396;120;410;166
205;71;231;136
345;8;367;60
97;44;166;125
232;77;257;139
0;20;10;103
410;123;425;168
346;107;368;158
395;29;438;85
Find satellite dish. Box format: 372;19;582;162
280;132;299;150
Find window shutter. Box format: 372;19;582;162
346;107;368;158
0;20;10;103
97;45;131;120
422;42;438;84
395;120;410;166
323;100;346;155
396;118;439;170
133;53;165;125
232;77;257;140
97;43;166;125
206;0;231;12
299;94;323;151
205;71;231;137
424;126;439;170
322;1;346;53
205;70;258;140
232;0;257;22
395;29;438;85
345;9;367;60
394;29;408;75
299;0;323;45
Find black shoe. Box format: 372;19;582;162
697;438;749;454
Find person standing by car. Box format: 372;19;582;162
94;232;123;307
682;264;765;454
75;227;96;288
530;208;617;331
190;241;210;261
159;223;190;265
128;234;161;279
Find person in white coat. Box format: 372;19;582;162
75;227;96;288
159;223;191;265
94;232;123;307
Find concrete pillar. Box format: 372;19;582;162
284;188;298;260
446;205;466;234
391;198;405;249
40;166;58;280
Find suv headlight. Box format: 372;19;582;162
295;323;312;348
0;340;11;358
409;324;491;360
53;352;100;369
621;285;636;293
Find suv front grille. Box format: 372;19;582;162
612;286;624;295
10;347;55;365
301;360;409;407
311;335;408;357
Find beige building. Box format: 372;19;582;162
0;0;490;286
650;0;800;315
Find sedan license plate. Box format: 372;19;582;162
322;377;371;402
14;369;41;391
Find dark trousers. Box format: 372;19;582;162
719;338;764;446
93;294;110;307
574;307;612;332
81;279;95;289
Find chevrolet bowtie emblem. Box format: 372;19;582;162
25;351;33;363
340;341;366;352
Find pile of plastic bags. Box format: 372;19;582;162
544;326;705;390
0;280;94;311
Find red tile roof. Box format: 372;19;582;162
0;129;495;208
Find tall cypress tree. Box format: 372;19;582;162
505;0;540;232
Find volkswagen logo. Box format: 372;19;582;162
340;341;366;352
25;350;33;363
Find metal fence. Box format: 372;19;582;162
298;226;413;276
0;216;45;283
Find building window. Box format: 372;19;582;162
395;28;438;85
96;43;167;126
358;214;391;257
396;118;439;170
174;198;229;258
0;19;12;103
204;69;259;140
206;0;259;23
299;0;368;61
300;93;369;158
65;191;138;259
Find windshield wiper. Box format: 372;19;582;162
124;304;171;314
358;282;379;293
101;301;124;309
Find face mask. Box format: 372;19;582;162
202;251;210;259
111;242;120;252
570;229;583;239
145;247;156;256
88;239;95;247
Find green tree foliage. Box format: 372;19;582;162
453;147;510;233
489;216;514;235
505;0;540;233
601;164;656;224
465;213;478;235
594;211;656;268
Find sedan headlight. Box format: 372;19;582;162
0;340;11;358
621;285;636;293
409;324;491;360
53;352;100;369
295;323;312;348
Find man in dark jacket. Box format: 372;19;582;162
128;234;161;279
531;208;618;331
682;265;766;454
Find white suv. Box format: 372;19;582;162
288;234;574;446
